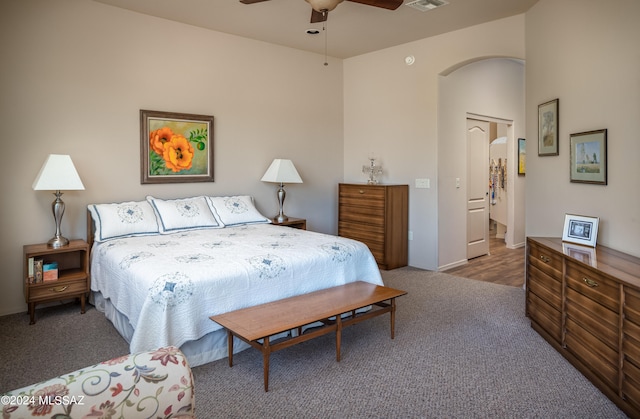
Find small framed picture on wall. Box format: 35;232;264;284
518;138;526;175
569;129;607;185
538;99;559;156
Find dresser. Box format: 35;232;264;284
338;183;408;270
526;237;640;417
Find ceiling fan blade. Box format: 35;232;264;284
347;0;403;10
239;0;270;4
310;9;328;23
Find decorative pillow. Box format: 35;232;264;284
147;195;223;233
88;201;159;242
207;195;271;226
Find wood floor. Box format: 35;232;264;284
444;235;525;288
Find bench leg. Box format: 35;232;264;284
336;314;342;362
262;336;271;392
227;330;234;367
390;298;396;339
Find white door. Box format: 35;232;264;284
466;119;490;259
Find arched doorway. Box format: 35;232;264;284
437;58;526;270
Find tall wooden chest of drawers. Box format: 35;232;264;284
338;183;408;270
526;237;640;417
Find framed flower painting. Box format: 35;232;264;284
140;110;214;184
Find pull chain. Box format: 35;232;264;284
323;11;328;66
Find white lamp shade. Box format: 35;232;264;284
32;154;85;191
261;159;303;184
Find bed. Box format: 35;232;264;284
87;195;383;367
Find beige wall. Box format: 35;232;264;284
1;0;638;316
344;16;526;270
525;0;640;256
0;0;344;316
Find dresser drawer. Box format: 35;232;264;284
527;291;562;342
625;287;640;326
338;203;385;226
528;263;562;310
624;288;640;374
338;225;384;258
339;184;386;200
338;222;384;243
566;260;620;312
624;326;640;371
622;364;640;413
566;286;619;347
528;241;563;281
565;317;619;391
28;278;87;302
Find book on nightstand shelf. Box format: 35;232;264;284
33;259;43;283
43;262;58;281
27;257;34;283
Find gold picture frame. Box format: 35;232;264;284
140;110;214;184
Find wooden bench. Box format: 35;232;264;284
210;281;407;391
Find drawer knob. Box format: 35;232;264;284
50;285;69;292
583;277;598;288
359;190;364;194
540;255;551;263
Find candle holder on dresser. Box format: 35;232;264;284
362;157;383;184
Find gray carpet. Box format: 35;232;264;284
0;267;627;418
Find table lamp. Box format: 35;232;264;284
261;159;303;222
32;154;85;248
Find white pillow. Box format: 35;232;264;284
147;195;223;234
88;201;159;242
207;195;271;226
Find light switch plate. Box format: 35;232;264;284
415;178;430;189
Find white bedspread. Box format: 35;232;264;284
90;224;383;354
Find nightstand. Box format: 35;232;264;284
23;239;90;325
271;217;306;230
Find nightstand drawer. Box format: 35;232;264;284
28;278;88;302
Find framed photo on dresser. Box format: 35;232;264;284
562;213;599;247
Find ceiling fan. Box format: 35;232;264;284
240;0;403;23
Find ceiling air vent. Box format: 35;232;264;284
406;0;449;12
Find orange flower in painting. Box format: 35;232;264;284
150;127;175;155
162;135;194;172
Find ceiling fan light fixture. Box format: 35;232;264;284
305;0;344;12
406;0;449;12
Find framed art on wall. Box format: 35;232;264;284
140;110;214;184
570;129;607;185
518;138;526;175
538;99;559;156
562;213;599;247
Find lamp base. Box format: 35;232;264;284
275;183;289;224
47;235;69;249
275;215;289;223
48;191;68;248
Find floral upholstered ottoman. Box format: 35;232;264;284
1;346;194;418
